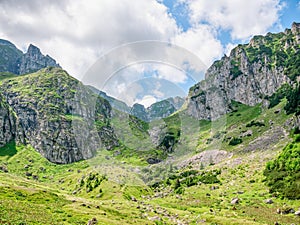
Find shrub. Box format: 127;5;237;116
229;137;243;146
263;134;300;199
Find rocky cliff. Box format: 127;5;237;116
0;67;118;163
0;94;15;147
0;39;60;75
187;22;300;120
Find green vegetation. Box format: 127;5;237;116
264;131;300;199
285;83;300;115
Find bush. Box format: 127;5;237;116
285;83;300;115
229;137;243;146
264;134;300;199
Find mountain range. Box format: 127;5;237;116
0;23;299;225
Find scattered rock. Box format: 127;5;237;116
241;130;253;137
148;216;161;222
131;196;137;202
0;165;8;173
210;186;219;190
87;217;97;225
264;199;273;204
25;171;32;177
231;198;239;204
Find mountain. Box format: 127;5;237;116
0;23;300;225
186;22;300;120
0;67;118;164
0;39;60;75
87;85;184;121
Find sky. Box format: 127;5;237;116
0;0;299;107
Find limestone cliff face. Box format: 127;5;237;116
187;22;300;120
0;67;118;164
0;94;15;147
0;39;60;75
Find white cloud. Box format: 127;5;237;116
182;0;284;40
0;0;179;78
135;95;157;108
172;24;223;67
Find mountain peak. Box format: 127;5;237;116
0;39;61;75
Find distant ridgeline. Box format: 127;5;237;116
0;39;60;75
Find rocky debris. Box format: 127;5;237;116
179;150;233;168
241;130;253;137
0;165;8;173
186;23;300;121
0;39;60;75
244;127;287;152
87;217;97;225
231;198;239;204
264;199;273;204
148;216;161;222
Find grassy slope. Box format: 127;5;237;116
0;95;299;225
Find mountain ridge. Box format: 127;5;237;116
0;39;60;75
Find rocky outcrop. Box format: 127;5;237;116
0;39;60;75
0;94;15;147
0;39;23;74
0;67;118;164
187;22;300;120
19;44;60;74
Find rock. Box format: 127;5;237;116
186;24;298;121
276;208;281;214
148;216;161;222
0;39;60;75
25;172;32;177
231;198;239;204
242;130;253;137
0;68;119;164
264;199;273;204
87;217;97;225
0;165;8;173
131;196;137;202
295;210;300;216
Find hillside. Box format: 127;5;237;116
0;23;299;225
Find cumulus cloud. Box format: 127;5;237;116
0;0;285;106
0;0;179;78
181;0;284;40
172;24;223;66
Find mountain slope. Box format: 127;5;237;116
0;67;119;163
187;22;300;120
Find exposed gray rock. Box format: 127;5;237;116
0;67;119;164
231;198;239;204
179;150;233;168
0;39;60;75
19;44;60;74
0;93;16;147
264;199;273;204
186;23;300;120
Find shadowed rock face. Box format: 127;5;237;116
0;67;119;164
0;39;60;75
0;94;15;147
187;23;300;120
